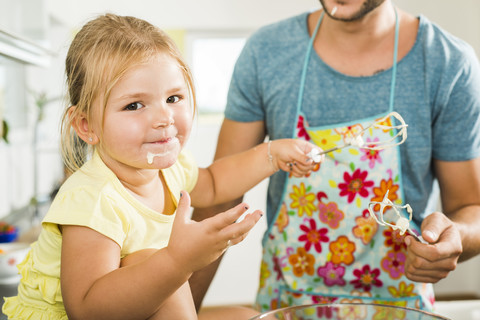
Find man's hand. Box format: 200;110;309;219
404;212;462;283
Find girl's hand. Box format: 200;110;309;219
270;139;324;177
166;191;263;274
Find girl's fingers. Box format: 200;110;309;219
286;161;315;177
293;162;312;172
281;161;313;174
176;191;192;222
221;210;263;242
209;202;250;230
229;232;248;246
201;206;262;256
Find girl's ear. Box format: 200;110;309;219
68;106;99;145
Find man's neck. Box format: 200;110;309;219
307;3;417;76
320;2;396;52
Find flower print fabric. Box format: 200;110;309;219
288;247;315;277
351;264;383;291
298;218;329;253
361;137;384;168
256;112;435;313
317;262;346;287
318;199;344;229
352;212;378;245
338;168;374;203
289;182;316;217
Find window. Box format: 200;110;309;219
186;33;247;114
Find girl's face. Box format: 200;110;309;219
92;54;193;172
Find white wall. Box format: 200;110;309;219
186;117;269;306
399;0;480;56
46;0;319;31
44;0;480;56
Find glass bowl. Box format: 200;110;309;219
249;303;450;320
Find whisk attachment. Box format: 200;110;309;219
360;111;408;150
318;111;408;157
367;190;426;243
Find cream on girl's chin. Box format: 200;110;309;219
147;151;170;164
146;136;182;164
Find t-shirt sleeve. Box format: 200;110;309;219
43;186;128;247
225;36;266;122
432;47;480;161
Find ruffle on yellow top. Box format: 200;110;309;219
2;251;68;320
3;250;67;319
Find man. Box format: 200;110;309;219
191;0;480;312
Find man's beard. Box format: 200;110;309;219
319;0;387;21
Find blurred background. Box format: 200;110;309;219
0;0;479;312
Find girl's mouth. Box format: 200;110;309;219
152;137;172;144
146;137;180;164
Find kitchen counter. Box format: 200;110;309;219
1;288;478;319
435;300;480;319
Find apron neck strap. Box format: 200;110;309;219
295;8;400;136
389;7;400;111
295;12;323;119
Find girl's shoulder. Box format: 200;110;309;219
54;152;117;200
43;153;123;224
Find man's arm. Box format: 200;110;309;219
404;157;480;283
190;119;266;311
434;157;480;261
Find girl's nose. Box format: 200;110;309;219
154;118;174;127
153;106;174;128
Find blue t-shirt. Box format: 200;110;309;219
225;13;480;227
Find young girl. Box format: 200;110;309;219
2;14;321;320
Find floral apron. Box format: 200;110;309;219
255;10;435;315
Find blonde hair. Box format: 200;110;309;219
61;13;196;174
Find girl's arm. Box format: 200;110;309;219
61;192;262;320
121;251;197;320
190;139;320;208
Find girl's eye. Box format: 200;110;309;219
166;95;180;104
124;102;144;111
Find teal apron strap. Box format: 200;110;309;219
294;12;323;122
389;8;399;112
295;7;400;138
